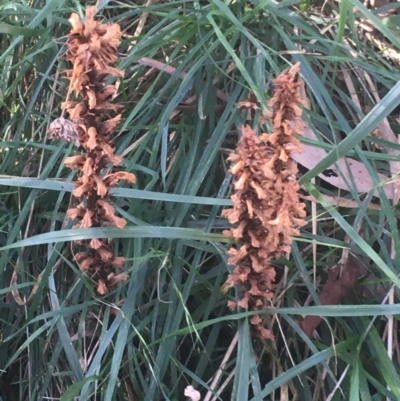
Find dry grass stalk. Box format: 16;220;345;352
49;6;135;294
222;63;306;339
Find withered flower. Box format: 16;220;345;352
223;63;306;340
64;155;87;170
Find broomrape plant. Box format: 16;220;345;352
48;6;135;295
222;63;306;340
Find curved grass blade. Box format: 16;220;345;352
254;337;359;399
0;23;47;36
0;226;232;250
0;176;232;206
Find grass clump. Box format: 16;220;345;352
1;0;400;400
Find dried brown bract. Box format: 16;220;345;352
55;6;135;294
222;63;307;340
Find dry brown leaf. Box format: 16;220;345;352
299;254;366;337
292;124;394;199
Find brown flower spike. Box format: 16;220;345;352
51;7;135;294
222;63;306;340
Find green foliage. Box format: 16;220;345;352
1;0;400;400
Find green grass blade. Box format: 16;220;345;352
0;226;231;250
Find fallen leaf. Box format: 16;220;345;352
292;124;394;199
299;254;367;337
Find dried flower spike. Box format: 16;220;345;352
58;6;135;294
223;63;307;340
